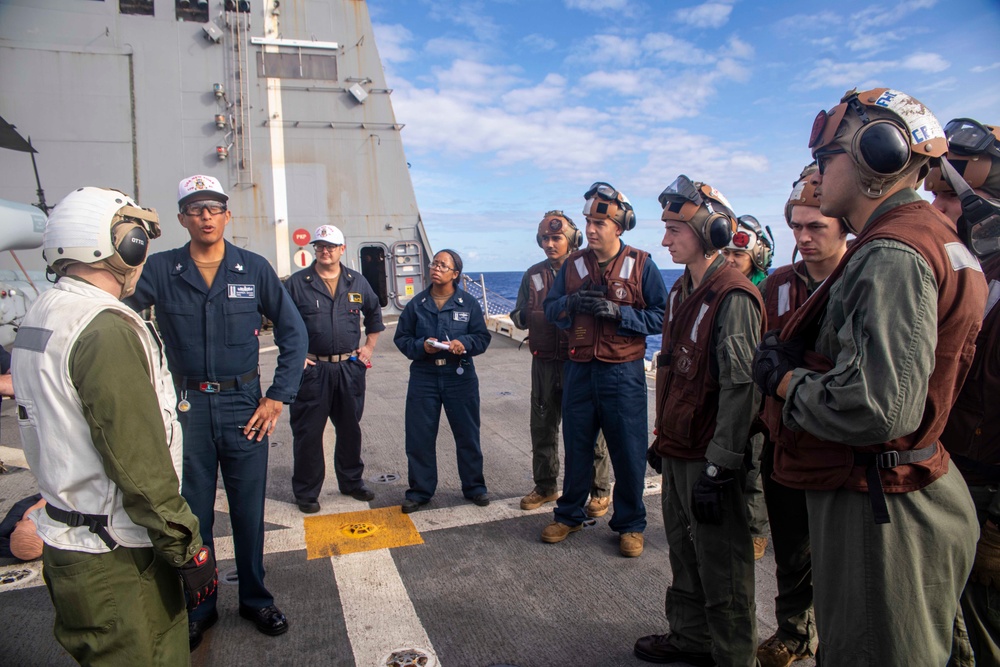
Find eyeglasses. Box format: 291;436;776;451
313;244;342;253
182;202;227;216
815;147;847;175
428;261;456;272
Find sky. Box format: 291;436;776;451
365;0;1000;272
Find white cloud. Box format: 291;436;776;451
565;0;631;12
641;33;711;66
501;74;569;113
803;52;949;90
674;2;734;29
522;34;558;52
900;52;949;73
972;62;1000;73
372;23;416;64
567;34;643;67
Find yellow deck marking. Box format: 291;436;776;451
304;505;423;559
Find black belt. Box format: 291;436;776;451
45;504;118;550
181;369;259;393
854;442;938;525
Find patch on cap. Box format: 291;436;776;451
178;175;228;205
313;224;345;245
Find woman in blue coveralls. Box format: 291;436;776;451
394;249;492;513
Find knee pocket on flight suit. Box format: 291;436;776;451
43;549;118;635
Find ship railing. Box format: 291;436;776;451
461;274;526;342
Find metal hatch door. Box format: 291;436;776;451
390;241;425;309
359;244;388;308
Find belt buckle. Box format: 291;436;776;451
434;359;447;366
876;450;900;469
199;381;221;394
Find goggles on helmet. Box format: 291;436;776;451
935;156;1000;257
944;118;1000;158
584;182;620;202
658;175;735;221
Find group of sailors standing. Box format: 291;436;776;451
509;87;1000;667
5;84;999;667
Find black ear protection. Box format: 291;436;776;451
846;97;911;176
701;202;734;250
618;200;636;232
853;119;911;175
110;219;153;267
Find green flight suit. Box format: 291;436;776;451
42;310;202;667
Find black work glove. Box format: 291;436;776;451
751;330;806;398
691;467;736;525
178;545;218;611
592;298;622;321
646;445;663;475
566;290;604;315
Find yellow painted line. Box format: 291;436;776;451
304;505;423;559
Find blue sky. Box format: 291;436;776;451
367;0;1000;272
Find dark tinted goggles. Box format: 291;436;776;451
657;174;702;209
945;118;1000;158
584;182;619;202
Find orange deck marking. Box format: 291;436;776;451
303;506;424;559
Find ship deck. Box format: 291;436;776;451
0;324;811;667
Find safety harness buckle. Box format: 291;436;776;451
199;381;221;394
63;511;86;528
875;450;900;469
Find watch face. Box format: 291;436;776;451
705;463;721;478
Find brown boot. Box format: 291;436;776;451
520;489;558;510
753;536;768;560
585;495;611;517
541;521;580;543
620;532;644;557
757;633;809;667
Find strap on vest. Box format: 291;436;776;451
853;442;938;525
45;503;119;550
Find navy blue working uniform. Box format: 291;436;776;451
394;288;491;503
284;263;384;503
543;257;666;534
127;240;306;624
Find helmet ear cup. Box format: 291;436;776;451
621;206;635;231
704;213;733;250
568;224;583;249
113;222;150;267
536;233;544;249
854;120;911;175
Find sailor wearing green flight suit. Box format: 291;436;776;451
756;88;986;666
13;187;216;666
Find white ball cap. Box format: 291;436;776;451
313;225;345;245
177;174;228;208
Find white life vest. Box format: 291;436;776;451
12;278;183;553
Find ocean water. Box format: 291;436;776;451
470;269;685;360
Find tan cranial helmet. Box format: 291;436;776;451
659;174;737;252
536;210;583;250
809;88;947;198
582;182;636;231
43;187;161;299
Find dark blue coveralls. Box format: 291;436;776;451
393;288;492;503
284;262;385;503
127;240;306;622
543;251;666;534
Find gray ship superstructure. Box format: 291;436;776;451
0;0;432;346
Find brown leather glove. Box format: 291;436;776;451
970;520;1000;590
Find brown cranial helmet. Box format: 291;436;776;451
659;174;737;252
582;182;636;231
536;210;583;249
809;88;947;198
925;119;1000;198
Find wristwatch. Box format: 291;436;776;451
704;462;722;479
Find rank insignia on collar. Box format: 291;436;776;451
235;263;244;271
457;297;464;304
175;263;183;271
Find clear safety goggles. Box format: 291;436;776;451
182;201;227;217
944;118;1000;158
